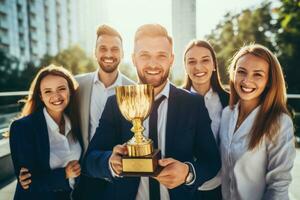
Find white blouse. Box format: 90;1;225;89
191;87;223;141
43;108;82;188
220;104;296;200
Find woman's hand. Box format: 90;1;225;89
65;160;81;179
19;167;31;189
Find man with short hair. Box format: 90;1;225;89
74;25;134;200
76;24;134;153
84;24;220;200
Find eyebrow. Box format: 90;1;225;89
187;55;210;59
42;85;66;91
238;67;266;73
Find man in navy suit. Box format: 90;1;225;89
84;24;221;200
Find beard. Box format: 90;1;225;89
98;57;120;73
137;68;170;88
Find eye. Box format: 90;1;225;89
140;54;150;59
254;73;263;77
237;70;246;75
111;47;120;53
99;47;107;52
188;60;197;65
202;59;209;63
158;54;167;59
59;87;66;91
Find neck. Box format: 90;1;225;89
46;108;63;126
239;98;260;118
192;82;211;96
98;69;118;88
154;81;168;97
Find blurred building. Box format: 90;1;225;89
172;0;196;81
0;0;78;67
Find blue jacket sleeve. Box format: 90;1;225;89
83;96;121;182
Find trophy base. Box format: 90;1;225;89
121;149;161;177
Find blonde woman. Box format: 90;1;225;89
220;44;296;200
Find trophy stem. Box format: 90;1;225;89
131;118;144;144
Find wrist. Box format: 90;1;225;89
184;162;195;185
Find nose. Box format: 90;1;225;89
104;50;113;58
148;58;158;68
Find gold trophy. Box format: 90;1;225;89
115;84;161;176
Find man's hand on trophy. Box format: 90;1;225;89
109;144;128;175
154;158;189;189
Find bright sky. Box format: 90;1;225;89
83;0;263;62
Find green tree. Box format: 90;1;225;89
40;45;97;75
206;2;276;84
275;0;300;93
0;49;20;91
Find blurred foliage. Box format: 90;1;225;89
119;62;138;82
275;0;300;94
206;2;277;84
40;45;97;75
206;0;300;96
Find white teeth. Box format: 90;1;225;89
146;70;160;75
103;59;113;63
52;101;63;105
195;72;206;77
241;86;255;93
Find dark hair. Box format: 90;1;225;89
20;64;81;141
182;40;226;95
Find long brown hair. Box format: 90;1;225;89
20;64;81;141
182;40;226;95
229;44;290;150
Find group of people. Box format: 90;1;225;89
9;23;296;200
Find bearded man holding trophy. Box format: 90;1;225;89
83;24;221;200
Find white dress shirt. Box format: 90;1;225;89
135;81;170;200
191;87;222;141
43;108;82;188
220;103;296;200
89;70;123;140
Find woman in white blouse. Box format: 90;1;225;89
9;65;82;200
220;44;296;200
183;40;228;200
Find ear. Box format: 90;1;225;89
170;53;175;68
132;53;137;68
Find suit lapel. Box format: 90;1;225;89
81;73;94;151
165;84;178;157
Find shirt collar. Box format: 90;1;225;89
191;86;214;99
93;69;123;89
155;80;170;100
43;107;71;136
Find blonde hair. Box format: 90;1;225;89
229;44;290;150
134;24;173;46
96;24;122;43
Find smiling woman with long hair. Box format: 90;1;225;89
183;40;228;200
9;65;83;200
219;44;296;200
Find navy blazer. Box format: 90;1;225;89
84;84;221;200
9;109;83;200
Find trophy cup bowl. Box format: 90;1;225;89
116;84;161;176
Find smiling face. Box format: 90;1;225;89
132;36;174;90
233;53;269;106
185;46;215;89
95;34;123;73
40;75;70;116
